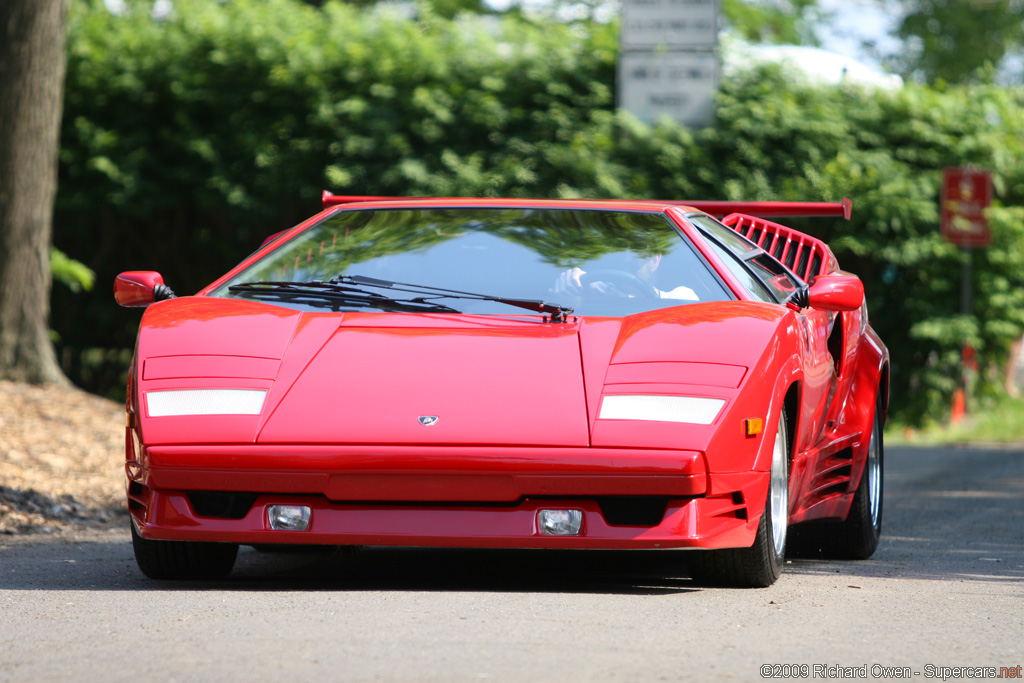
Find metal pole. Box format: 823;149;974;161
960;247;973;316
958;246;975;419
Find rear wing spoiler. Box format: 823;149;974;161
322;191;853;221
673;198;851;221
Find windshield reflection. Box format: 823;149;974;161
210;208;733;316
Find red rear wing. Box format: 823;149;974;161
322;192;851;217
674;198;851;221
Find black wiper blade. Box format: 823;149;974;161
230;280;387;297
333;275;574;322
227;281;461;314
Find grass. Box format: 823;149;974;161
885;392;1024;446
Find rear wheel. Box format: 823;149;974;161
131;522;238;580
687;412;789;588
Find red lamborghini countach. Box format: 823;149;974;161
115;195;888;586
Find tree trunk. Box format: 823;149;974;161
0;0;71;385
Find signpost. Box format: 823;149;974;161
940;167;992;316
617;52;718;126
618;0;720;127
941;167;992;249
620;0;718;50
940;166;992;422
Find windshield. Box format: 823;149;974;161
209;207;733;316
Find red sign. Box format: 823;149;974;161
941;167;992;248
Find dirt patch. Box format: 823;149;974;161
0;380;126;535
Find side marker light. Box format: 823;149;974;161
745;418;764;437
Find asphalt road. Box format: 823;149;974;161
2;444;1022;682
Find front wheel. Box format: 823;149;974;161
131;522;238;580
687;412;789;587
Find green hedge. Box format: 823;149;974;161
55;0;1024;423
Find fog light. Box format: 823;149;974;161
268;505;311;531
538;509;583;536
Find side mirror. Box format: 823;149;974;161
806;274;864;312
114;271;176;308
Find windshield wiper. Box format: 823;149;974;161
227;281;461;314
331;275;574;323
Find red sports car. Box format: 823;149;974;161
115;195;888;586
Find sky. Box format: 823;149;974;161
817;0;900;70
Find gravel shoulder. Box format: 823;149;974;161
0;380;126;535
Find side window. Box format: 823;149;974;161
703;238;777;302
690;215;760;258
745;254;802;301
689;214;803;304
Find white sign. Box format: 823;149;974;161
618;51;719;126
621;0;719;50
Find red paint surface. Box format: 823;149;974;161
119;197;888;551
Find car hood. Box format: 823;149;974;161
257;311;589;446
135;298;788;447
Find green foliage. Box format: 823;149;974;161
722;0;827;46
888;391;1024;445
886;0;1024;85
50;248;95;293
55;0;1024;423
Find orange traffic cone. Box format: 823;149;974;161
951;388;966;424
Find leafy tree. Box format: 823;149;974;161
885;0;1024;84
303;0;489;18
722;0;828;45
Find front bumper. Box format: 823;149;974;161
127;444;767;550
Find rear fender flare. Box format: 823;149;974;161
841;327;889;489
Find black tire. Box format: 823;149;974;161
688;413;789;588
789;394;884;559
131;522;238;580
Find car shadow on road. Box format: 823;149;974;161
231;545;705;594
0;534;704;595
784;445;1024;585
